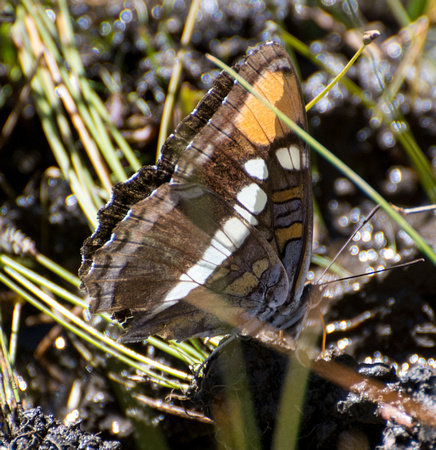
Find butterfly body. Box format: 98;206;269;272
81;42;312;341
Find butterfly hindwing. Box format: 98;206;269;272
86;183;290;340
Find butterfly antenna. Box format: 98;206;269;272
317;204;381;284
320;258;424;287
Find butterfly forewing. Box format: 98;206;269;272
172;43;312;320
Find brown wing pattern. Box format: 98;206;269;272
81;41;311;341
85;184;289;340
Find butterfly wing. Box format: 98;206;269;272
170;42;312;319
85;183;289;340
81;42;312;340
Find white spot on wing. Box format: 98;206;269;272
151;300;178;314
212;232;236;254
276;145;302;170
222;217;250;248
164;276;199;302
244;158;269;180
236;183;267;215
202;245;229;267
163;216;251;304
234;205;258;226
301;150;308;169
164;255;219;302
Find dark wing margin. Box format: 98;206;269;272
79;51;243;282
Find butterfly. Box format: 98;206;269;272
80;41;313;342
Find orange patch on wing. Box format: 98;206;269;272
272;186;303;204
275;222;303;254
234;72;301;146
